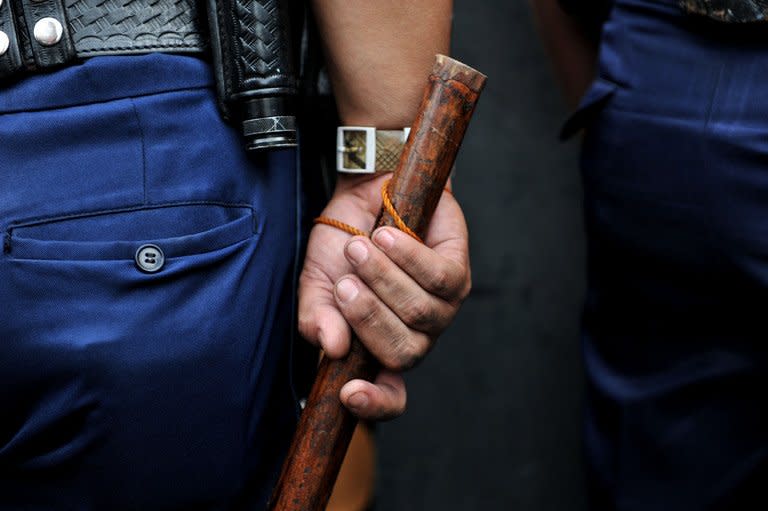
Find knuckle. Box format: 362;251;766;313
384;338;428;372
299;260;327;284
404;242;420;259
429;267;453;296
400;339;429;369
363;257;388;287
401;299;436;330
380;348;405;372
353;299;381;329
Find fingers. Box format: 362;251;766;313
343;236;455;335
331;193;470;369
300;187;470;379
334;276;433;371
297;269;352;358
340;370;407;421
370;225;470;304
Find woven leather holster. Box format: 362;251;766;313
204;0;300;120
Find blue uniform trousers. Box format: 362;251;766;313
0;54;299;509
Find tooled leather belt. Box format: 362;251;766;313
0;0;206;81
0;0;301;152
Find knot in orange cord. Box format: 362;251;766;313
314;179;435;243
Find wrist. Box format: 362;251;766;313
333;172;392;196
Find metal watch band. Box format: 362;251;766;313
336;127;411;174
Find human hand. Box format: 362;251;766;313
298;173;471;421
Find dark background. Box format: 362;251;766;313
376;1;589;509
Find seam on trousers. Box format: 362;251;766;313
289;140;304;417
129;98;148;204
703;63;725;130
0;84;212;116
7;200;254;230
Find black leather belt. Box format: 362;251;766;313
0;0;206;80
0;0;303;153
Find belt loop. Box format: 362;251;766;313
0;0;24;78
17;0;75;71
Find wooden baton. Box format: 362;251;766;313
268;54;487;511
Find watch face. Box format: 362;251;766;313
342;129;369;171
680;0;768;23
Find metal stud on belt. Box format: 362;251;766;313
33;17;64;46
0;31;9;57
0;0;8;58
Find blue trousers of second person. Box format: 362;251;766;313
568;0;768;508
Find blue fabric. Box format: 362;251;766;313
575;0;768;509
0;54;299;509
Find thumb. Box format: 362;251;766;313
298;281;352;359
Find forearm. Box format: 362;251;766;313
311;0;452;128
529;0;598;108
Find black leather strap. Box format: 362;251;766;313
0;0;206;81
20;0;76;70
0;0;24;76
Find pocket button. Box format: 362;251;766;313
135;244;165;273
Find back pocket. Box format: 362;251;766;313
0;201;267;494
4;201;256;263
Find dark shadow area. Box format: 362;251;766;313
377;1;589;509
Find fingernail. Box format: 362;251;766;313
336;278;359;303
345;240;368;265
373;228;395;250
347;392;369;410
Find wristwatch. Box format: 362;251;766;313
336;127;411;174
